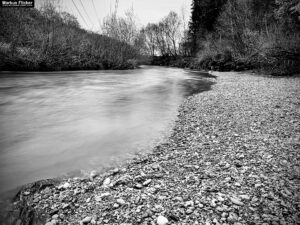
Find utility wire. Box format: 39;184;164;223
78;0;95;28
71;0;89;29
92;0;100;22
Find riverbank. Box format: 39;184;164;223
4;71;300;225
149;53;300;76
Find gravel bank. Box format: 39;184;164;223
8;72;300;225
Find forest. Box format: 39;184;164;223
0;4;139;71
183;0;300;75
0;0;299;75
143;0;300;75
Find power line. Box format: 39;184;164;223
78;0;94;28
91;0;100;23
71;0;89;29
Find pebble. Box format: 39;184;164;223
234;182;241;187
52;214;59;219
213;218;220;225
62;203;69;209
95;196;102;202
157;215;168;225
58;182;71;190
48;220;57;225
173;196;183;201
216;206;223;212
186;207;194;214
45;222;55;225
239;194;250;200
224;177;231;182
116;198;126;205
135;183;143;189
227;212;238;222
230;197;244;206
255;183;262;188
101;192;110;198
82;216;92;224
143;179;152;186
112;168;119;174
211;199;217;207
217;196;225;202
103;177;111;186
198;203;204;208
185;200;194;207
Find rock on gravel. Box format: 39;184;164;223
157;215;169;225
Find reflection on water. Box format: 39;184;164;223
0;66;213;194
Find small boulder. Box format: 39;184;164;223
103;177;111;186
58;182;71;190
82;216;92;224
135;183;143;189
143;179;152;186
117;198;126;205
157;215;168;225
230;197;244;206
113;203;119;208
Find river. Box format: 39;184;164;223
0;66;213;195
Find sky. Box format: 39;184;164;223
40;0;192;32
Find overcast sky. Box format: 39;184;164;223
43;0;192;32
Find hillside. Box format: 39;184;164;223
0;7;138;71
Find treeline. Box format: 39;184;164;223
186;0;300;75
0;4;139;71
149;0;300;75
140;10;189;66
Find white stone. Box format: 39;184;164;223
103;177;111;186
185;200;194;207
62;203;69;209
135;183;143;189
82;216;92;224
173;196;183;202
143;179;152;186
95;196;102;202
230;197;244;206
117;198;125;205
58;182;71;190
52;214;58;219
239;194;250;200
157;215;168;225
100;192;110;198
51;220;58;225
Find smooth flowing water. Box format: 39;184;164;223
0;66;213;195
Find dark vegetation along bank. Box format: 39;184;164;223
0;6;139;71
144;0;300;76
0;0;299;74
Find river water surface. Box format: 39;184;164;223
0;66;213;195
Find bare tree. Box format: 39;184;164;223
102;7;139;46
162;11;182;56
142;23;157;56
